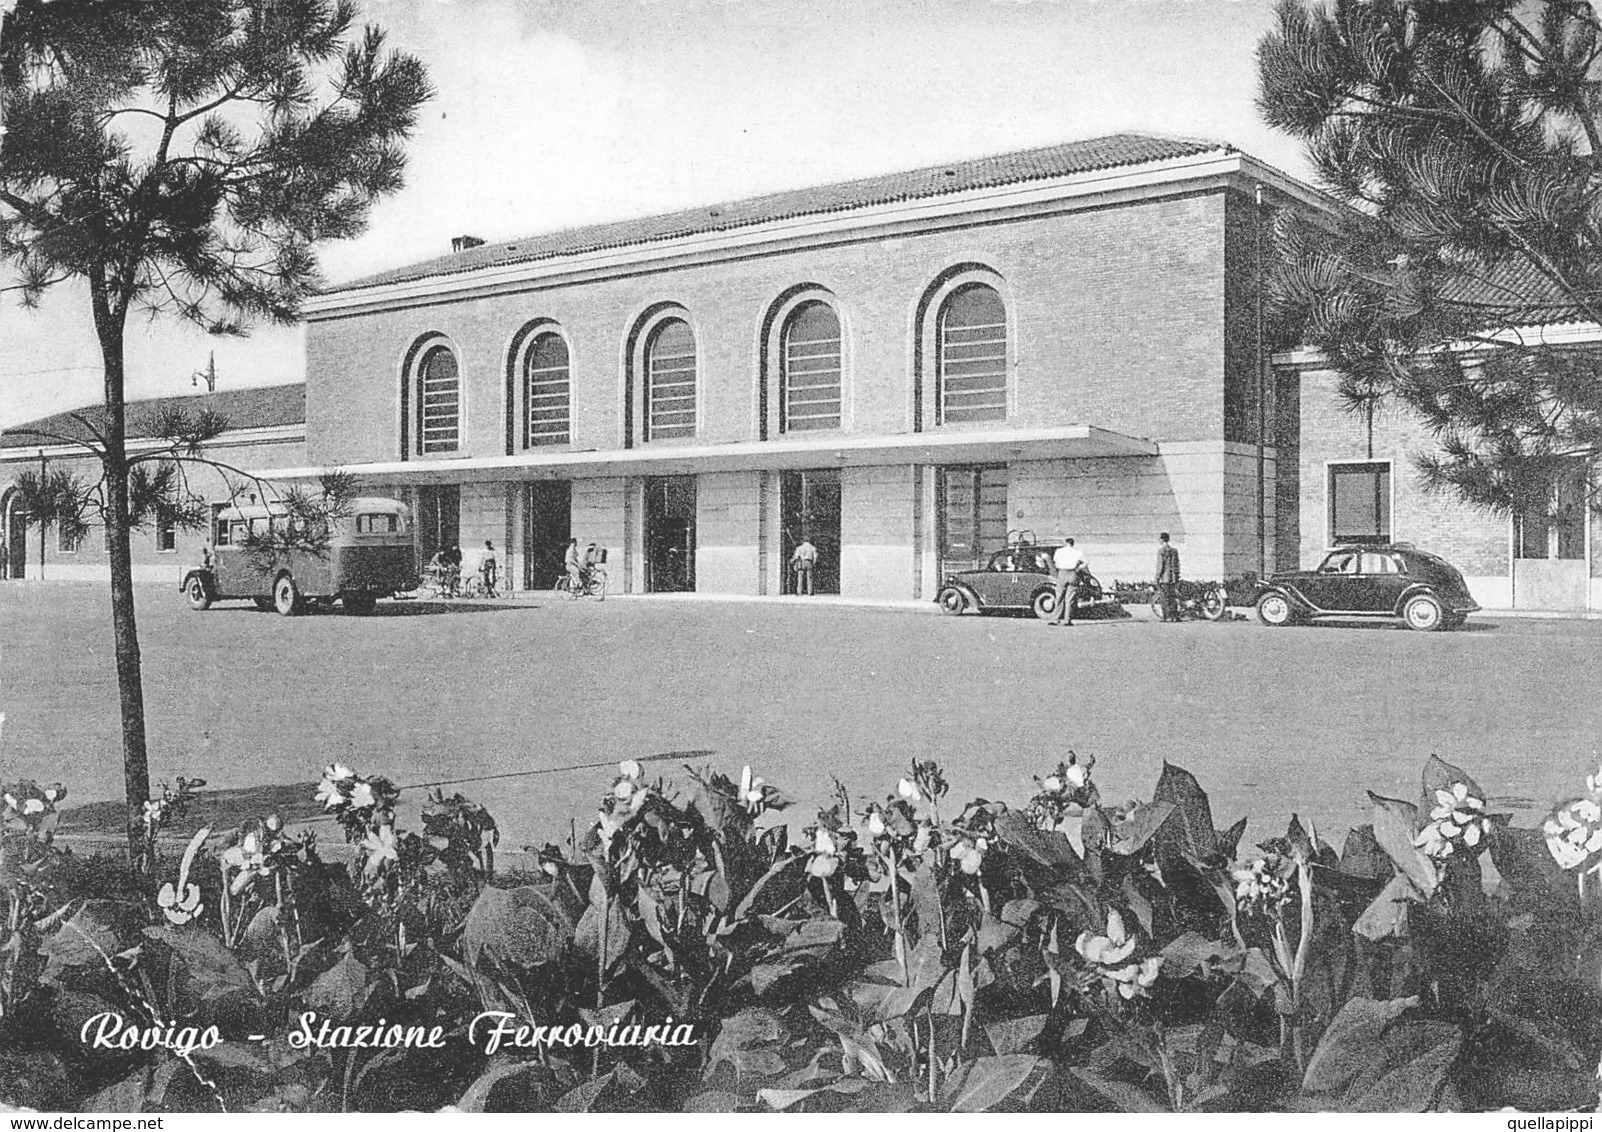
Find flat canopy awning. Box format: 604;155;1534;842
258;424;1158;485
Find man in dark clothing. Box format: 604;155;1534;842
1155;532;1181;622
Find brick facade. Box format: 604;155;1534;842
280;138;1319;601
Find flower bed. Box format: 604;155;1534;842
2;747;1599;1113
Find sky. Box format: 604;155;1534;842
0;0;1310;430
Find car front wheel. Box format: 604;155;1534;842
1402;593;1444;632
273;574;302;617
1031;590;1057;621
184;575;212;611
1256;591;1294;627
937;586;968;615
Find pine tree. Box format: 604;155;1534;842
0;0;432;858
1258;0;1602;517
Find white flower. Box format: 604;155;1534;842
807;828;840;878
362;825;399;877
324;763;355;784
1110;956;1163;1000
1075;909;1137;967
315;775;346;810
618;759;642;780
157;882;204;925
22;798;43;816
739;766;767;812
1232;856;1292;912
1545;798;1602;871
222;832;265;894
1417;782;1488;859
613;779;636;801
951;836;988;875
867;809;887;838
1041;776;1063;794
1064;764;1089;790
2;793;16;811
897;778;921;803
347;780;375;810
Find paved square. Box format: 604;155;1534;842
4;584;1599;848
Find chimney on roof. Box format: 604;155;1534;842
452;235;485;253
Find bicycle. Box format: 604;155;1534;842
553;564;607;600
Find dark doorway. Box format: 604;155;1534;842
780;469;841;594
3;492;26;579
645;476;696;593
937;465;1008;577
524;481;571;590
414;484;460;565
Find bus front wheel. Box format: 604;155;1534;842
273;574;302;617
184;575;212;611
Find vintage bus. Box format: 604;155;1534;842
180;497;419;615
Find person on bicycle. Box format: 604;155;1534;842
481;540;499;598
564;537;583;594
1155;532;1181;622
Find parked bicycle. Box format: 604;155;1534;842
1152;579;1229;622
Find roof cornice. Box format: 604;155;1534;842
307;151;1334;321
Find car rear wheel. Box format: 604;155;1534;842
1256;591;1294;627
273;574;302;617
937;586;968;615
1031;589;1057;621
184;575;212;611
1403;593;1444;632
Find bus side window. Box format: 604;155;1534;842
357;514;399;534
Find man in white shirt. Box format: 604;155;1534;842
1050;536;1087;626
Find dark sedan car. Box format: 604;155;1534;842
936;545;1112;619
1255;544;1480;631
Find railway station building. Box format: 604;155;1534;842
282;134;1319;601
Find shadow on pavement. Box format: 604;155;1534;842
201;599;537;617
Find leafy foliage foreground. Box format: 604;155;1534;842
2;748;1600;1113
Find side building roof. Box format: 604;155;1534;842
1;384;305;452
329;133;1236;294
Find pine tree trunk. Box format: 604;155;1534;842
92;277;150;860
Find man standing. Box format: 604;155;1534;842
791;535;819;595
1155;532;1181;622
1050;536;1086;626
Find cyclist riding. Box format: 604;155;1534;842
564;538;583;594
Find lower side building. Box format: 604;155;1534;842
277;428;1291;600
1291;359;1602;613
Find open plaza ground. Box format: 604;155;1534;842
3;583;1600;853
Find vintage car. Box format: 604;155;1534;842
1254;544;1480;631
936;543;1116;619
180;496;420;616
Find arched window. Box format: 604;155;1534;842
416;343;461;454
781;301;842;433
937;284;1007;424
524;332;570;447
645;318;696;441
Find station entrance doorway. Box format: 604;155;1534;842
779;469;841;594
645;476;696;593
